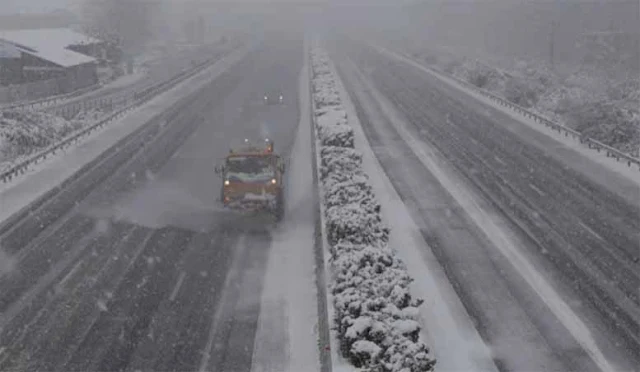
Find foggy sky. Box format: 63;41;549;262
1;0;78;14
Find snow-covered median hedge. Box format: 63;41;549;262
311;47;436;372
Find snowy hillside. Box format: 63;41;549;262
405;46;640;155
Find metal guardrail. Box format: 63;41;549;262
397;50;640;170
0;51;226;184
457;76;640;169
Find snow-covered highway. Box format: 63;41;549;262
331;39;640;371
0;35;323;372
1;29;638;372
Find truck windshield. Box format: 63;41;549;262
226;156;274;182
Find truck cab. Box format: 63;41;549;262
215;139;285;219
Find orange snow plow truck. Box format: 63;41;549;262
215;139;285;220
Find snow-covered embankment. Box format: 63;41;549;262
0;108;106;173
310;47;436;372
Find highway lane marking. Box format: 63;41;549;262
198;234;247;372
169;271;186;302
528;183;546;197
578;221;606;244
352;53;618;372
56;260;84;292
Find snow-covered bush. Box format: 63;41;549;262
319;146;363;180
314;90;341;108
325;202;389;246
316;107;354;148
324;177;378;212
456;60;506;91
318;122;355;148
73;108;107;122
0;110;81;163
606;79;640;113
504;77;538;108
311;47;435;372
567;101;640;153
330;244;431;371
0;107;108;170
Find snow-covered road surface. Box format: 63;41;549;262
332;40;640;372
0;36;323;372
251;49;321;371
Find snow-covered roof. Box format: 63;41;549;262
0;28;98;67
0;42;20;59
0;29;101;48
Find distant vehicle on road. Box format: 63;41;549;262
263;91;284;105
215;138;285;220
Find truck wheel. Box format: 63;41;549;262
275;192;284;221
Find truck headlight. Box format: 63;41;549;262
271;178;277;185
224;180;230;186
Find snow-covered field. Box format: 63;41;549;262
396;43;639;155
310;46;436;372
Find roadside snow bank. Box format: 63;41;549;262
311;47;436;372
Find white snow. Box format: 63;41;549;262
391;319;420;336
329;55;498;372
339;51;618;372
0;46;252;225
0;41;20;58
0;29;97;67
250;48;320;372
345;316;372;339
0;29;100;48
351;340;381;359
373;45;640;190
